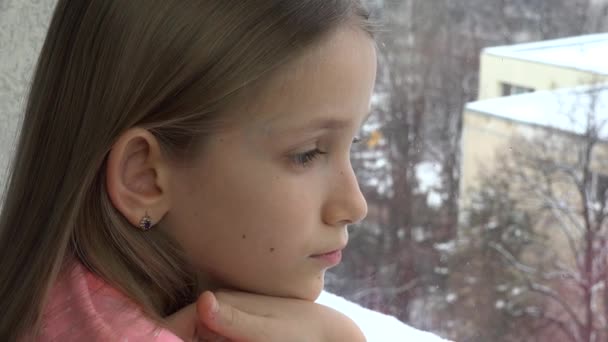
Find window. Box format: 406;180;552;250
591;171;608;204
4;1;608;341
501;82;535;96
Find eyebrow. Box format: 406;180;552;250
291;110;373;132
303;118;351;131
261;110;373;139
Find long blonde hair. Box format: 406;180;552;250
0;0;377;340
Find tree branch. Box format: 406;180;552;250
527;281;584;334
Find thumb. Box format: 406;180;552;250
197;291;273;342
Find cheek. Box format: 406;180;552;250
175;158;321;256
197;180;317;260
175;178;326;296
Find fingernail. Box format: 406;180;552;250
211;297;220;315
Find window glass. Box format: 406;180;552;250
325;1;608;341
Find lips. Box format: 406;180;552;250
311;243;347;257
310;248;344;266
311;248;343;257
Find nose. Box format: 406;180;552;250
322;162;368;227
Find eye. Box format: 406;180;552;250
291;148;327;167
353;136;362;144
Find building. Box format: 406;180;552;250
459;33;608;272
478;33;608;100
461;33;608;208
460;84;608;209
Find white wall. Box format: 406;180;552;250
0;0;56;194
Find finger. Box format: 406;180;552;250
166;299;229;342
196;328;231;342
212;290;307;317
165;302;197;342
197;291;275;342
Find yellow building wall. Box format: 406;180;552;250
459;110;608;209
478;53;608;100
459;110;608;265
459;110;524;205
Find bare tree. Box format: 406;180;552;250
454;85;608;342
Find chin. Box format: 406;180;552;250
235;285;322;302
304;287;324;301
219;272;326;301
283;276;325;302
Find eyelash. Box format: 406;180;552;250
291;149;327;167
291;137;362;167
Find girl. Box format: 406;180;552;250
0;0;378;340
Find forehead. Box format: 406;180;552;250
235;25;377;133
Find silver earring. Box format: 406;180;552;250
139;211;153;231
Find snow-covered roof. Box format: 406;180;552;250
465;84;608;138
483;33;608;75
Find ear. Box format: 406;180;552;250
105;128;171;230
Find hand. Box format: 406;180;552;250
165;290;366;342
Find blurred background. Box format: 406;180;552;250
2;1;608;341
328;1;608;342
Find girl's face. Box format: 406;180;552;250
164;25;377;300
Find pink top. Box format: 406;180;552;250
38;260;183;341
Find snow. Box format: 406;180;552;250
511;287;522;296
415;162;444;208
427;192;443;208
434;267;449;275
445;293;458;303
483;33;608;74
416;162;442;193
412;226;428;242
316;291;452;341
466;84;608;138
433;240;456;254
